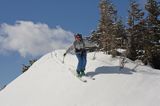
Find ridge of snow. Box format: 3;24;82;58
0;50;160;106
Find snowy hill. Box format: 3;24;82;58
0;50;160;106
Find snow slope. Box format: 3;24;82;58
0;50;160;106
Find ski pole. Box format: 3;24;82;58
62;56;65;63
62;52;67;63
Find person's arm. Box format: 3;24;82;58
64;45;74;56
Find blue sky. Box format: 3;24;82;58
0;0;146;88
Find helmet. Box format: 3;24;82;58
74;33;82;39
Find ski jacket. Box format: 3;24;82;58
66;39;86;54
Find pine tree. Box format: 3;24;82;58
144;0;160;69
92;0;117;55
114;19;127;49
96;0;109;51
110;18;127;57
127;0;144;60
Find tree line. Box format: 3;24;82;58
22;59;37;73
91;0;160;69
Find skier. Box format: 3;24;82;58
64;33;87;77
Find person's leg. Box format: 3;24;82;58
81;52;87;75
82;52;87;70
76;54;83;76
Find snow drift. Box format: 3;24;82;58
0;50;160;106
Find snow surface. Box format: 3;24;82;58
0;50;160;106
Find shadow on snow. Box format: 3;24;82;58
86;66;134;77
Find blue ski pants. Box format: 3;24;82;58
76;51;87;73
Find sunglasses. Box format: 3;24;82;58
75;36;81;39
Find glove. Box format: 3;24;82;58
63;53;66;57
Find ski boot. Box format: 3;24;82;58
80;69;85;76
76;71;82;77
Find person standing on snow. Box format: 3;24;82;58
63;33;87;77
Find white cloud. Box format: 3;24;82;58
0;21;74;57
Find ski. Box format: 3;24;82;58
77;77;87;82
83;74;95;80
68;68;87;83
